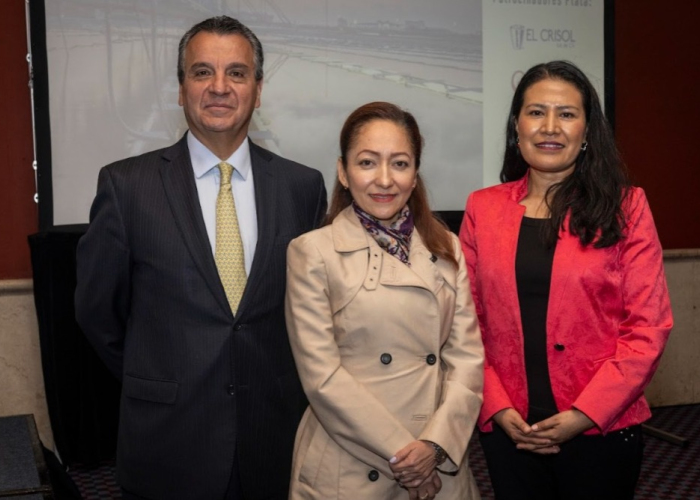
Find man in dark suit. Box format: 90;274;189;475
75;16;326;500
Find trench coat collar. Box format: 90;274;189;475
330;206;455;296
331;205;372;252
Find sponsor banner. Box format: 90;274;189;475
482;0;604;187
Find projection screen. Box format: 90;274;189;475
30;0;608;228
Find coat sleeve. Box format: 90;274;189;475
285;235;415;479
417;235;484;472
459;193;516;431
74;167;131;381
571;188;673;433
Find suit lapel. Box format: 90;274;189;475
159;136;232;318
236;142;278;315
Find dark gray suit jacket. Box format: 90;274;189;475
75;135;327;499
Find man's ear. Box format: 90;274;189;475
254;79;263;109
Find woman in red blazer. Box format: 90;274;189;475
459;61;672;499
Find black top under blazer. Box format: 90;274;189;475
75;134;327;500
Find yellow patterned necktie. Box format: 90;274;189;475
215;161;247;314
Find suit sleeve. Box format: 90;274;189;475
75;167;131;381
285;236;415;479
572;189;673;433
311;173;328;229
459;193;516;431
417;235;484;472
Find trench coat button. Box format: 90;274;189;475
227;384;236;396
368;469;379;482
234;324;245;331
426;354;437;365
554;343;565;351
380;353;392;365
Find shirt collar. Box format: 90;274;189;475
187;131;252;180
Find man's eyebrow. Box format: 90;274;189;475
187;62;251;72
226;62;251;71
188;61;213;72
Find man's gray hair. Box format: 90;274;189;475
177;16;264;84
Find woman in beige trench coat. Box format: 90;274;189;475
285;102;484;500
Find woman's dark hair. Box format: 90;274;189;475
502;60;631;248
326;102;458;268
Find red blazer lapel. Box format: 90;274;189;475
547;214;578;335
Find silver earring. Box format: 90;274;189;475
516;137;520;145
581;142;588;151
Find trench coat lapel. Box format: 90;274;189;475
329;208;371;313
331;207;450;298
382;231;444;294
159;136;232;318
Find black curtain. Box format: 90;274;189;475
436;210;464;235
29;227;120;466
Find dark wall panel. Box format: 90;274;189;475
615;2;700;249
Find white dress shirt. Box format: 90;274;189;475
188;132;258;276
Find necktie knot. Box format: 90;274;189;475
219;161;233;187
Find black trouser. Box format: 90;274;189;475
121;453;244;500
224;452;244;500
480;424;643;500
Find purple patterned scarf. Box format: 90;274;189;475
352;201;414;265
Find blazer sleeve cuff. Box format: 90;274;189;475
479;366;514;430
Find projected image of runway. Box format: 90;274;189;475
258;32;482;208
44;0;482;223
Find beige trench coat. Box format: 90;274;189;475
285;206;484;499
